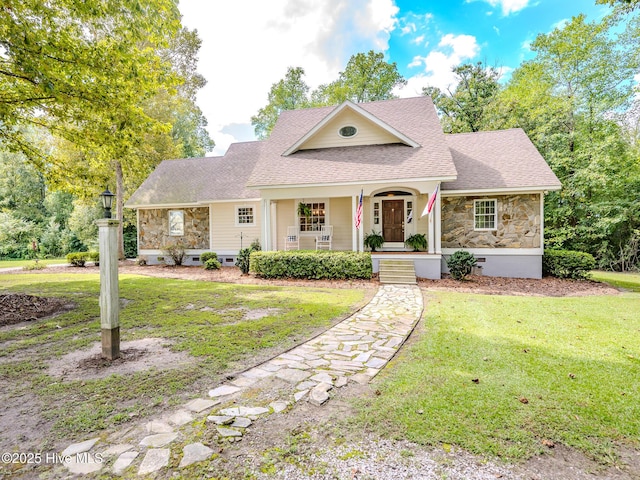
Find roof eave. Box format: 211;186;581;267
248;175;458;190
441;185;562;196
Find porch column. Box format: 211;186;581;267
261;199;272;251
428;195;435;254
352;195;358;252
435;188;442;254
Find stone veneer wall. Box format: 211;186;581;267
139;207;210;250
441;194;541;249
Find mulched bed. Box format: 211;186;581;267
0;294;71;327
419;274;619;296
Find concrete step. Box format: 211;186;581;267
379;275;417;285
378;260;416;285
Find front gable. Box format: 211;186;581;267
283;100;419;156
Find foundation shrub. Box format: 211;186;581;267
543;249;595;279
250;251;372;280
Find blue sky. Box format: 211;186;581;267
178;0;610;155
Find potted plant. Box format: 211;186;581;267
297;202;312;219
405;233;427;252
364;231;384;252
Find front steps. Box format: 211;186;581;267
378;259;417;285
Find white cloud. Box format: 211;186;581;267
179;0;399;154
493;26;500;35
398;33;480;95
550;18;569;31
411;34;425;45
476;0;530;16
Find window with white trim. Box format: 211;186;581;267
235;206;255;226
298;201;326;232
474;199;497;230
168;210;184;236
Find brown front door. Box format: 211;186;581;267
382;199;404;242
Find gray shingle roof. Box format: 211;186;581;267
125;142;260;207
127;98;561;208
246;96;457;187
442;129;561;191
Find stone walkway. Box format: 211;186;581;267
56;284;423;477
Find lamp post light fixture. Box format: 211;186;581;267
97;188;120;359
100;188;115;219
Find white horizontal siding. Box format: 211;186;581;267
211;202;261;252
300;109;400;150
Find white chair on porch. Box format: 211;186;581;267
315;225;333;250
284;226;299;250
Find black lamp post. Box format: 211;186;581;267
100;188;115;219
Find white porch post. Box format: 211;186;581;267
540;193;545;250
435;187;442;254
261;199;272;251
428;194;435;254
352;195;358;252
270;201;277;251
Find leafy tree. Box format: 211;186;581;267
251;67;311;140
0;0;182;164
0;148;46;224
252;52;406;139
423;62;501;133
312;51;406;105
498;13;640;270
0;212;40;259
596;0;640;12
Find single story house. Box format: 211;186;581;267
126;96;561;279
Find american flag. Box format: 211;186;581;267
355;190;363;229
427;183;439;214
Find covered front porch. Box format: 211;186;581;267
257;182;444;279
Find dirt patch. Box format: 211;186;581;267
0;293;73;327
204;382;640;480
47;338;195;381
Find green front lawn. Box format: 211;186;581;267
356;279;640;463
0;258;67;269
0;273;365;444
591;270;640;292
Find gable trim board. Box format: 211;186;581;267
127;96;561;279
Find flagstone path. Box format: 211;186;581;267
55;284;423;477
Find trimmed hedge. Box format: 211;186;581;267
200;251;218;264
543;249;596;280
66;252;87;267
66;251;99;267
250;251;372;280
203;258;221;270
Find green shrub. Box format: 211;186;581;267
236;240;261;274
88;251;99;265
22;261;46;271
543;249;596;280
162;243;186;266
203;258;221;270
446;250;477;281
66;252;87;267
250;251;372;280
405;233;427;252
364;231;384;252
200;251;218;264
